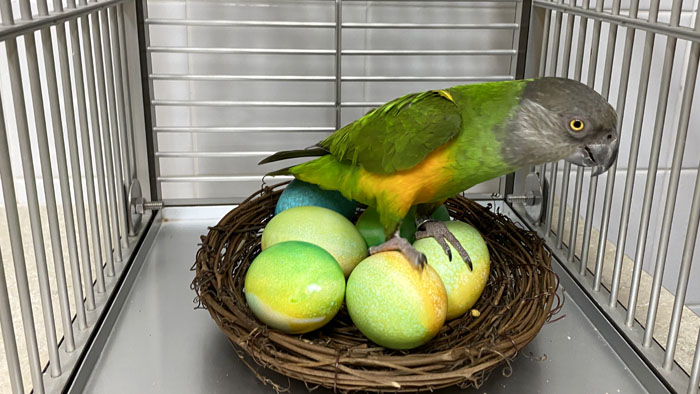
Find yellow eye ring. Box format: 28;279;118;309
570;119;585;131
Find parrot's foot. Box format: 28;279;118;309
415;220;473;271
369;235;427;270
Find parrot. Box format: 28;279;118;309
259;77;618;271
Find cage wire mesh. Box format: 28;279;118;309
1;0;700;393
528;0;700;391
0;0;147;392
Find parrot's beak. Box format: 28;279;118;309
566;130;619;176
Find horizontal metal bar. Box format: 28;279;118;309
151;74;335;81
156;151;275;158
342;75;514;81
157;175;293;182
153;126;335;133
148;46;334;55
152;100;335;107
534;0;700;43
0;0;127;41
148;47;516;56
343;49;516;55
343;22;519;29
145;19;334;28
149;74;514;82
145;19;518;29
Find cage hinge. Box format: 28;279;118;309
505;172;547;223
128;179;163;235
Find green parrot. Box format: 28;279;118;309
260;77;618;270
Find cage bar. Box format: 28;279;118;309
71;13;107;293
59;16;97;311
0;100;26;394
622;0;662;326
638;0;684;345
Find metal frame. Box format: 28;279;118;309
0;0;150;392
142;0;526;203
511;0;700;392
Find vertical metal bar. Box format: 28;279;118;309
134;0;159;200
659;13;700;363
4;0;62;379
690;328;700;394
515;0;533;79
0;8;45;391
662;163;700;370
0;104;25;394
594;0;627;292
117;4;136;180
91;8;121;268
620;0;662;324
335;0;342;129
60;16;97;311
32;0;78;353
72;13;107;293
544;0;564;234
578;0;605;274
568;0;589;264
608;0;649;308
554;0;576;248
46;0;88;330
539;10;551;78
108;6;130;247
639;0;685;342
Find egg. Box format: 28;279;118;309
262;206;368;277
244;241;346;334
413;221;490;320
345;252;447;350
355;207;417;247
355;205;450;247
275;179;357;219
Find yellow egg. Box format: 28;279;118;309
244;241;345;334
345;252;447;350
262;206;368;277
413;221;490;320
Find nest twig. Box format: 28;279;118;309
192;182;561;393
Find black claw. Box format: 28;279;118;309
447;248;452;262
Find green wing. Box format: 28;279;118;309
319;90;462;174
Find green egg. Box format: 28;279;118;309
345;252;447;350
413;221;490;320
355;205;450;247
244;241;345;334
262;206;368;277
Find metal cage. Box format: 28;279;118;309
0;0;699;393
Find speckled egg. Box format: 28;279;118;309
275;179;357;219
345;252;447;350
413;221;490;320
262;206;368;277
244;241;345;334
355;205;450;247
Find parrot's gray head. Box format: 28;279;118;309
504;77;618;176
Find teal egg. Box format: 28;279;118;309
275;179;357;219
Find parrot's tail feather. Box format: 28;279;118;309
258;146;328;165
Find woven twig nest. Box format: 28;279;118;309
192;182;561;392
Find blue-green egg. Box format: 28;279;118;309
275;179;357;219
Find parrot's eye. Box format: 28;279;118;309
570;119;585;131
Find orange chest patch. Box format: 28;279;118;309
359;144;454;207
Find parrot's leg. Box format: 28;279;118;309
415;203;472;271
368;227;428;270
